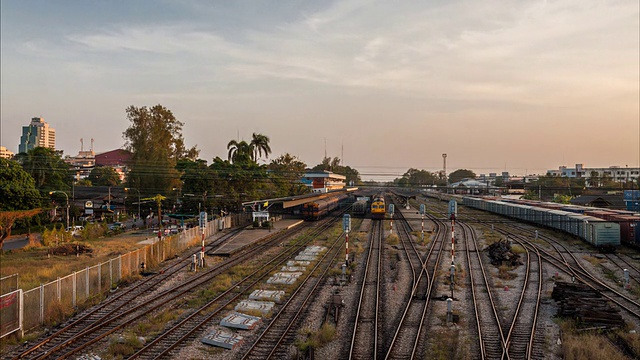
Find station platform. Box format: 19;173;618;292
209;219;304;257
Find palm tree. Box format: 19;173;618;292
250;133;271;162
227;140;252;164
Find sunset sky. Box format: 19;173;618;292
1;0;638;180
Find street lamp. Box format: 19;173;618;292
125;187;141;221
49;190;69;229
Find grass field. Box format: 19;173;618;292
0;231;152;292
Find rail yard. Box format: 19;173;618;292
3;189;640;360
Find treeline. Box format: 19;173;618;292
0;104;364;249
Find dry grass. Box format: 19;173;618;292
498;265;518;280
562;332;627;360
616;330;640;355
0;232;150;291
385;233;399;245
481;229;503;246
584;254;605;267
105;333;143;359
135;309;182;338
559;321;630;360
424;327;469;360
510;244;526;254
43;299;75;327
296;323;337;353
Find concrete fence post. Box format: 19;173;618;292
57;277;61;302
73;271;77;308
86;267;89;298
98;263;102;293
19;289;24;338
109;259;113;288
39;283;44;325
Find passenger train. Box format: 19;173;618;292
302;194;347;220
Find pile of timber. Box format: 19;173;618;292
485;239;522;266
551;281;624;330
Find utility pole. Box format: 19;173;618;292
442;153;448;192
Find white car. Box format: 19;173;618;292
65;226;84;236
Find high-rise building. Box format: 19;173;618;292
0;146;14;159
18;117;56;153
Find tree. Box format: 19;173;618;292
395;168;439;188
0;158;42;249
227;140;253;164
268;153;308;196
250;133;272;162
15;147;72;193
143;194;166;231
123;105;198;197
87;166;122;186
310;156;361;185
448;169;476;184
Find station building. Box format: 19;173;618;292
301;170;346;193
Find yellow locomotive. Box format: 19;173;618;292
370;196;386;220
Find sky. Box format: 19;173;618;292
1;0;639;181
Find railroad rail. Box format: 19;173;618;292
127;214;342;359
348;219;383;360
13;224;307;360
9;228;244;360
240;215;353;359
384;204;447;359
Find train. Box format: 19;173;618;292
462;197;620;249
424;190;638;247
371;196;386;220
302;194;347;220
351;198;370;217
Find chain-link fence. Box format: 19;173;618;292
1;213;250;337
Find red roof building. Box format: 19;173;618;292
95;149;132;167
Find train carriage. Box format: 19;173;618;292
462;196;620;249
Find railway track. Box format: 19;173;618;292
348;219;383;360
383;204;446;359
127;215;342;359
239;217;351;359
8;228;244;360
11;224;308;360
460;219;507;359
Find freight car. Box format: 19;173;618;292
371;196;386;220
303;195;347;220
500;198;639;247
463;197;620;249
351;199;369;217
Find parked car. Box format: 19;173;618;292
108;222;126;231
65;226;84;236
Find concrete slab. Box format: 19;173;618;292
281;266;306;272
234;299;275;314
287;260;310;267
201;329;244;350
294;255;318;261
305;245;327;253
266;272;303;284
210;219;303;256
220;312;261;330
249;289;285;303
267;276;298;285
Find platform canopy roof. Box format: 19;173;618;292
242;188;358;209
